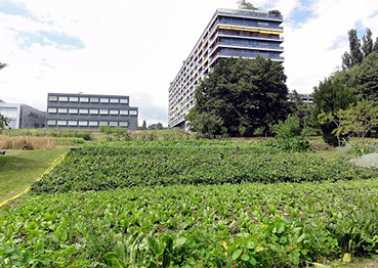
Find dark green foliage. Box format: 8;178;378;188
31;141;374;193
362;28;374;57
348;29;364;66
0;62;6;70
354;53;378;101
374;37;378;52
342;52;353;70
3;180;378;267
272;115;310;152
313;73;356;146
238;0;258;10
188;58;289;137
0;113;9;129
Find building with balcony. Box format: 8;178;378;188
0;100;46;129
46;93;138;130
168;8;284;128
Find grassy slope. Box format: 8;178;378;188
0;149;66;203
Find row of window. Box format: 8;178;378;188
47;120;129;127
47;108;137;115
48;96;129;104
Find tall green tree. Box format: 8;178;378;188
342;52;353;70
313;72;356;146
348;29;364;66
238;0;258;10
354;52;378;101
362;28;374;57
374;37;378;53
187;57;289;137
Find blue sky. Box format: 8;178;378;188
0;0;378;125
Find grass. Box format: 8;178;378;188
0;149;67;203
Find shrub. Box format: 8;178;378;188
272;115;310;152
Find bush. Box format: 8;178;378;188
272;115;310;152
31;141;374;193
3;180;378;267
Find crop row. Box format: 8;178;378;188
32;143;376;193
2;180;378;267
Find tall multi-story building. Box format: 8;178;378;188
46;93;138;130
168;8;284;128
0;100;46;129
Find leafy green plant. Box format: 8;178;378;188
272;115;310;152
31;140;375;193
2;180;378;267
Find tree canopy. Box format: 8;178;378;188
0;113;8;129
187;57;289;137
342;28;378;69
238;0;258;10
0;62;6;71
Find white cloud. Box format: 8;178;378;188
0;0;378;125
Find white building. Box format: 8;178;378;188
0;100;46;129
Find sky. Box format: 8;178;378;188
0;0;378;126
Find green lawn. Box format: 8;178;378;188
0;149;66;204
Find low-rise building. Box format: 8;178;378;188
0;100;46;129
46;93;139;130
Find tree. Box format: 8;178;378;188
348;29;364;66
342;52;353;70
313;72;356;146
374;37;378;53
142;120;147;129
334;100;378;139
148;123;164;130
238;0;258;10
362;28;374;57
0;113;9;129
187;57;289;137
0;62;6;70
354;52;378;101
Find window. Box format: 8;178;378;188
58;108;68;114
47;120;56;126
99;121;108;126
110;110;118;115
69;97;79;102
48;96;58;101
48;108;57;113
80;97;89;103
89;121;98;127
57;120;67;126
129;110;138;115
90;97;99;103
100;109;108;115
109;121;118;127
110;98;119;103
68;121;78;126
100;98;109;103
119;121;128;127
69;108;78;114
120;98;128;104
78;121;88;126
58;96;68;102
89;109;98;115
120;110;129;115
79;109;89;114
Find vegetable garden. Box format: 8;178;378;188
1;137;378;267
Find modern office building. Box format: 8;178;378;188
0;100;46;129
46;93;138;130
168;8;284;128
